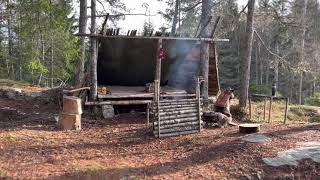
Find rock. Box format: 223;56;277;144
101;105;115;119
241;134;271;143
263;141;320;167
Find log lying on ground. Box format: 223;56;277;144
239;123;261;133
154;116;199;125
154;130;200;138
154;121;202;130
63;96;82;114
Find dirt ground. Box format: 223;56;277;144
0;97;320;179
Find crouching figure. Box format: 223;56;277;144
214;88;234;128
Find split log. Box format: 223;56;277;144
154;117;199;125
58;113;81;130
63;96;82;114
239;123;261;133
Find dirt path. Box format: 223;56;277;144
0;97;319;179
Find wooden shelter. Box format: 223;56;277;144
84;35;227;105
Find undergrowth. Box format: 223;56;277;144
248;99;320;123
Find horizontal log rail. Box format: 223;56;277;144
63;87;90;94
85;100;152;105
250;94;288;100
97;93;197;99
76;33;229;42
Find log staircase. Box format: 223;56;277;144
152;79;203;138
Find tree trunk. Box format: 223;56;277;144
51;39;54;88
258;43;263;85
38;34;45;86
7;0;13;79
199;0;211;103
75;0;88;87
239;0;255;108
299;0;308;105
170;0;179;36
90;0;98;100
274;41;279;88
255;42;259;84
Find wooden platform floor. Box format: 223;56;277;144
97;86;188;99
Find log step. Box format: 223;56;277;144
160;98;197;103
160;113;199;121
153;103;198;110
154;116;199;125
154;130;200;138
159;109;198;116
154;121;202;130
155;107;199;113
159;101;199;106
154;125;199;134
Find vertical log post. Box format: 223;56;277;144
263;97;267;121
155;39;163;81
200;40;210;103
268;96;273;123
284;97;289;124
249;96;252;120
154;80;161;137
90;0;98;100
146;102;150;128
197;77;202;132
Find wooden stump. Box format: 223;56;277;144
63;96;82;114
58;113;81;130
59;96;82;130
239;123;261;133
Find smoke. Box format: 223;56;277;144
167;41;201;93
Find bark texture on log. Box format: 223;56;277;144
90;0;98;100
239;0;255;108
154;117;200;125
75;0;87;87
239;123;260;134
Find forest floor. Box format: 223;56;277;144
0;96;320;179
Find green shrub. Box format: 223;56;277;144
230;104;249;122
250;84;271;95
305;93;320;106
